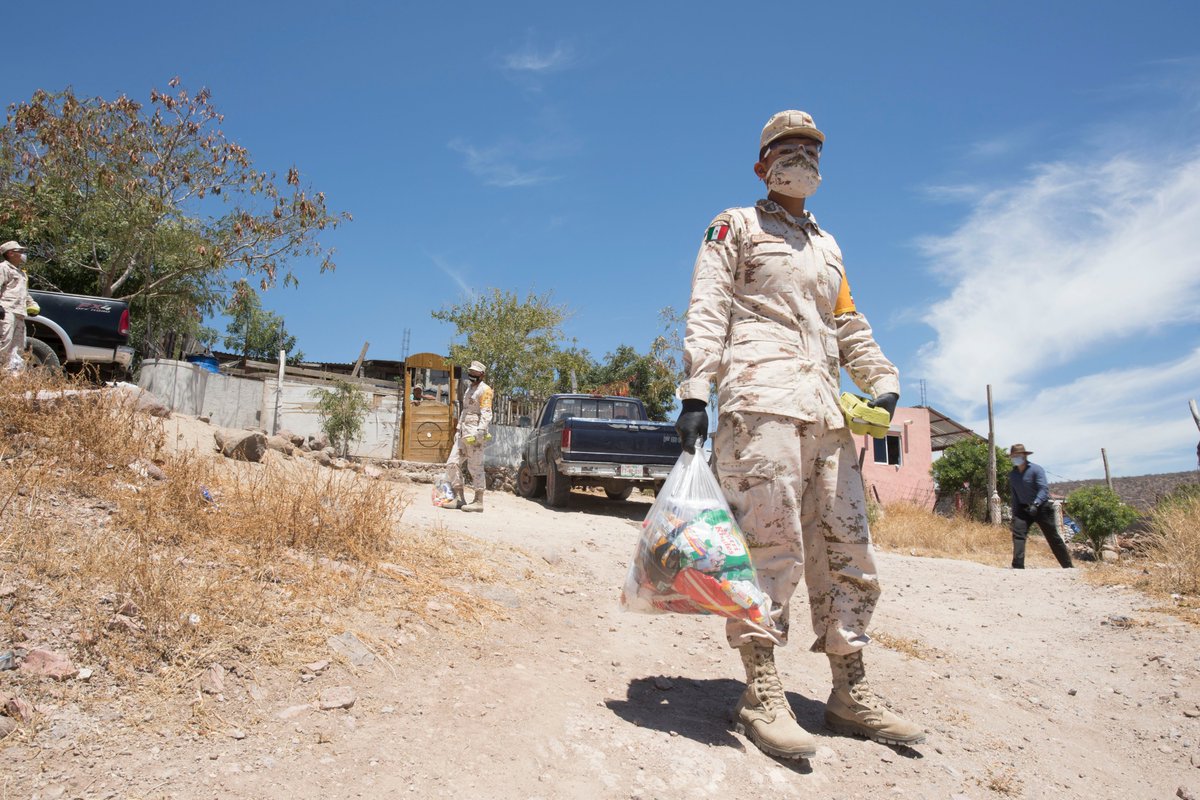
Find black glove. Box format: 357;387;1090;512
1026;502;1042;517
674;398;709;454
868;392;899;420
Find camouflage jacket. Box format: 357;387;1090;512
680;199;899;428
0;261;32;316
457;380;494;438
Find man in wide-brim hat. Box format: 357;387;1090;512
1008;443;1074;569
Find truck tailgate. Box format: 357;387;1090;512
561;418;681;465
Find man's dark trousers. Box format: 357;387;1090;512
1011;504;1074;569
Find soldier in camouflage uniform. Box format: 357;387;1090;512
0;241;38;375
675;111;924;758
444;360;493;513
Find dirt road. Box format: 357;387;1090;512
7;476;1200;799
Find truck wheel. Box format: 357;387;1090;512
517;460;545;498
27;337;62;373
545;460;571;508
604;486;633;501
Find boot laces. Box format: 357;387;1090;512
838;654;889;709
751;650;789;712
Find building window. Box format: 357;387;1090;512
873;433;902;466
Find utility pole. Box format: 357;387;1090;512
1101;448;1113;492
987;384;1000;524
351;341;370;379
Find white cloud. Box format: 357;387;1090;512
960;348;1200;479
915;147;1200;477
503;43;572;73
425;252;474;298
448;139;557;188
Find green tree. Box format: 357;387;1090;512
930;438;1012;520
552;344;597;393
581;343;679;421
0;80;348;356
310;381;370;458
432;288;571;396
223;281;303;363
1064;486;1139;560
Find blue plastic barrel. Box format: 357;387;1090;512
186;354;220;374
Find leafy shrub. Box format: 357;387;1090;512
1064;486;1138;559
930;439;1012;520
310;380;371;457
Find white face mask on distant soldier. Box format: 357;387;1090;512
765;148;821;199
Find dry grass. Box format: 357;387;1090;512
983;765;1022;795
1143;494;1200;596
869;629;939;660
1080;494;1200;625
0;371;509;685
871;503;1060;568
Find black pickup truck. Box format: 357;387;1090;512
516;393;683;507
25;289;134;373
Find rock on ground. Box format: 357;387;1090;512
318;686;356;711
18;648;75;681
214;429;268;462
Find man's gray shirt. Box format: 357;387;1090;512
1009;463;1049;509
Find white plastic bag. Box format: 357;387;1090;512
430;472;456;508
621;451;773;626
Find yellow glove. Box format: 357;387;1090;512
26;302;40;317
838;392;891;439
465;435;477;445
484;433;493;441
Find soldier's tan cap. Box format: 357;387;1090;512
760;110;825;154
0;241;27;255
468;360;486;374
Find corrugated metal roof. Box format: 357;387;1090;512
920;406;982;451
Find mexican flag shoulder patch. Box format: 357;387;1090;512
704;223;731;243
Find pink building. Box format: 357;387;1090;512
856;406;978;510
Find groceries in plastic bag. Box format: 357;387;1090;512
431;473;456;508
621;451;773;625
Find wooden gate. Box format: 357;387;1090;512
400;353;458;463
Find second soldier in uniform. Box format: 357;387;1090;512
443;360;493;513
675;110;924;758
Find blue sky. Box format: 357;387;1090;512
7;1;1200;479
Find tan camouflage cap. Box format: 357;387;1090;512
0;241;27;255
760;110;825;154
468;360;486;374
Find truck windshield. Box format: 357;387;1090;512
553;398;641;422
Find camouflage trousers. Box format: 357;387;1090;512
0;313;25;375
446;434;486;492
713;411;880;654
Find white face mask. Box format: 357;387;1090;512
1012;456;1026;467
765;148;821;199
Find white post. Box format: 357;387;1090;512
272;349;285;435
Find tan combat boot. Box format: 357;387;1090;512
733;642;817;760
825;651;925;745
446;488;466;510
462;490;484;513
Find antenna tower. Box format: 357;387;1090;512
919;378;928;407
400;328;411;362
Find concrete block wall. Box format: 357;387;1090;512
139;359;401;459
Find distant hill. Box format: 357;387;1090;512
1050;471;1199;512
